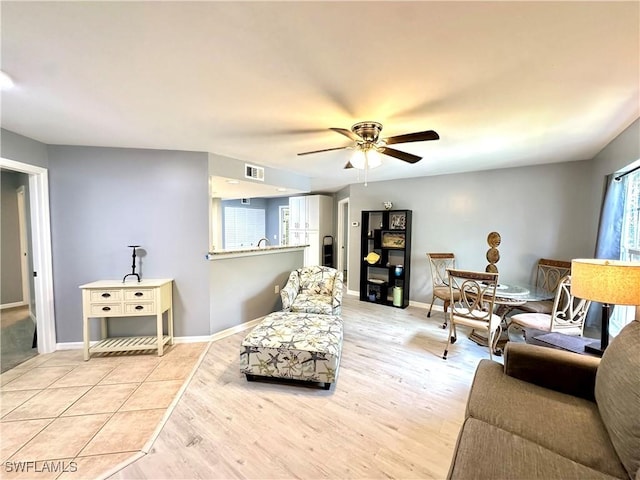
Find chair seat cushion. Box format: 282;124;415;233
291;293;334;315
466;360;627;478
510;313;552;331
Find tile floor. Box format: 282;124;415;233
0;343;207;479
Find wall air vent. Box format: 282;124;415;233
245;164;265;181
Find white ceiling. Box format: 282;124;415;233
2;2;638;192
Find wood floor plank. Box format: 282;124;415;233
110;294;498;479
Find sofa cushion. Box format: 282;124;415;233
595;320;640;480
467;360;627;478
448;417;620;480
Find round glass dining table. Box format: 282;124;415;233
468;283;555;355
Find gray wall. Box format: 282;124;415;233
209;249;304;332
266;196;289;245
1;170;29;304
346;160;596;302
47;146;210;341
0;129;49;168
208;152;310;192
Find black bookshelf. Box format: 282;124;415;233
359;209;412;308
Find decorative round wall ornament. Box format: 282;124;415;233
487;232;501;248
486;248;500;263
485;264;499;273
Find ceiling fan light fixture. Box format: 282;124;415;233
351;148;382;169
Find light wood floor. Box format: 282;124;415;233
112;295;499;479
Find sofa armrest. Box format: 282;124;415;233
280;271;300;311
504;343;600;401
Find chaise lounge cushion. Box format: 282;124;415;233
240;311;343;385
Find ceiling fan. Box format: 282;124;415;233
297;121;439;169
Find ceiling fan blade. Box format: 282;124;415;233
330;127;361;142
297;146;348;156
380;147;422;164
384;130;439;145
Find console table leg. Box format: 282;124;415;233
83;316;90;361
157;311;164;356
168;307;174;346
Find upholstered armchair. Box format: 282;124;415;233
280;266;343;315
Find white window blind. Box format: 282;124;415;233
224;207;265;249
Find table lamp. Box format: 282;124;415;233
571;259;640;356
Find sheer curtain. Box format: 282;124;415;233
584;174;626;333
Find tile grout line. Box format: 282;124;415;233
96;341;214;480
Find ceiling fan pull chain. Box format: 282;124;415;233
364;150;369;187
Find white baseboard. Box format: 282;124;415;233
343;290;438;312
172;335;212;344
56;341;95;350
210;317;265;342
0;301;27;310
55;317;266;351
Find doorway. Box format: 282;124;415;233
1;174;37;371
337;198;349;284
0;158;56;359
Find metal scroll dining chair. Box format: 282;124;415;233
517;258;571;315
426;253;461;328
508;275;591;340
442;269;502;361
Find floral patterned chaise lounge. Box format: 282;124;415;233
279;266;343;315
240;311;343;389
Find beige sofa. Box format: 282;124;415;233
448;320;639;480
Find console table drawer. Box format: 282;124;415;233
90;290;122;302
124;302;155;314
124;289;154;301
90;303;122;316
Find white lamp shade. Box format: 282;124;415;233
571;259;640;305
351;149;382;169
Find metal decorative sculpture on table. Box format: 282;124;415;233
122;245;141;283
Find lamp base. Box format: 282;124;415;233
584;341;605;357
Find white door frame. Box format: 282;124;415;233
1;157;56;353
16;185;31;312
337;197;349;276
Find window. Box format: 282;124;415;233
223;207;265;249
620;169;640;261
611;167;640;334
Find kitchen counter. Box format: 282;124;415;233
206;245;308;260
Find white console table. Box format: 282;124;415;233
80;278;174;361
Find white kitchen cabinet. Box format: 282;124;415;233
288;195;333;266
